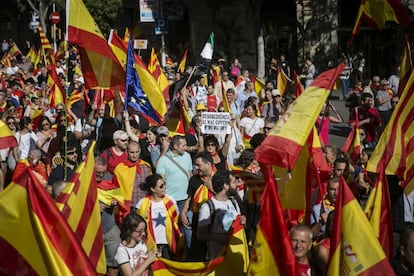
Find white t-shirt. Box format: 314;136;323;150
136;195;178;245
15;131;38;160
239;117;264;137
114;242;147;272
198;197;240;227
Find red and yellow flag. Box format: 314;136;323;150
327;176;394;275
46;65;66;108
248;164;299;275
250;73;266;98
276;66;290;96
178;48;188;73
67;0;125;90
367;70;414;194
55;142;106;274
398;34;413;96
293;70;304;98
8;43;21;57
349;0;411;44
152;256;225;275
364;170;394;259
0;120;17;150
26;46;38;64
255;64;344;169
123;27;130;43
148;48;170;108
38;25;56;66
0;167;95;275
341;108;361;163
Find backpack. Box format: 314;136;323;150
206;198;238;230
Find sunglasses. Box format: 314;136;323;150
264;127;272;131
391;101;398;105
158;184;165;189
7;121;14;125
56;109;64;112
119;139;128;142
206;143;216;147
42;123;50;127
67;151;77;155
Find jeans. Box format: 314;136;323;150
177;199;192;252
341;78;350;98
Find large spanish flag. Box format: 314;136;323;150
0;120;17;150
148;48;170;108
327;176;394;275
364;170;394;259
367;70;414;194
248;164;299;275
67;0;125;90
0;167;95;275
255;64;344;169
349;0;411;44
55;142;106;274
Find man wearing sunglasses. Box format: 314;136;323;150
100;130;129;174
48;143;79;186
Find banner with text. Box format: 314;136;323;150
201;112;231;134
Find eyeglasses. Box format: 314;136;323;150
158;184;165;189
67;151;77;155
206;143;216;147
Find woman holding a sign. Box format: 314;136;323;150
239;103;264;149
198;134;232;172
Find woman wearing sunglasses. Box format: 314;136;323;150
136;174;182;260
36;116;55;160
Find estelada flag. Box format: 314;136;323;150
364;169;394;259
367;69;414;194
398;34;413;96
0;120;17;150
248;164;299;275
0;166;95;275
67;0;125;90
55;142;106;274
148;47;170;108
327;176;395;275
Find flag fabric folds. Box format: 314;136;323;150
364;170;394;259
0;120;17;150
55;142;106;274
349;0;411;44
126;37;164;125
148;48;171;108
46;65;66;108
38;25;56;66
327;176;394;275
67;0;125;90
108;31;167;123
255;64;345;169
248;164;299;275
0;167;95;275
178;48;188;73
341;108;361;163
398;34;413;96
366;70;414;194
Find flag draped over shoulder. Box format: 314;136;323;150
366;70;414;194
364;170;394;259
0;120;17;150
0;167;95;275
108;31;167;123
248;164;299;275
398;34;413;96
349;0;411;44
126;37;164;125
255;64;345;169
55;142;106;274
327;176;394;275
148;48;170;108
67;0;125;90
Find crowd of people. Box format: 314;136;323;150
1;40;414;276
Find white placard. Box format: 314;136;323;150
201;112;231;134
134;39;148;49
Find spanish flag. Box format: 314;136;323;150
26;46;38;64
148;48;170;108
0;166;95;274
0;120;17;150
327;176;394;275
349;0;411;44
341;108;361;163
152;256;225;275
55;142;106;274
276;66;290;96
67;0;125;90
398;34;413;96
367;70;414;194
248;164;299;275
46;65;66;108
178;48;188;74
364;170;394;259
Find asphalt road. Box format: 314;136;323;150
327;89;351;148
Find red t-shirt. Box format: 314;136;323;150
101;147;127;174
297;262;311;276
349;107;381;142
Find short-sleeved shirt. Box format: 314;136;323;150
114;242;148;274
156;151;193;201
15;131;38;160
239;117;264;137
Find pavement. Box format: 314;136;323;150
327;89;351;148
